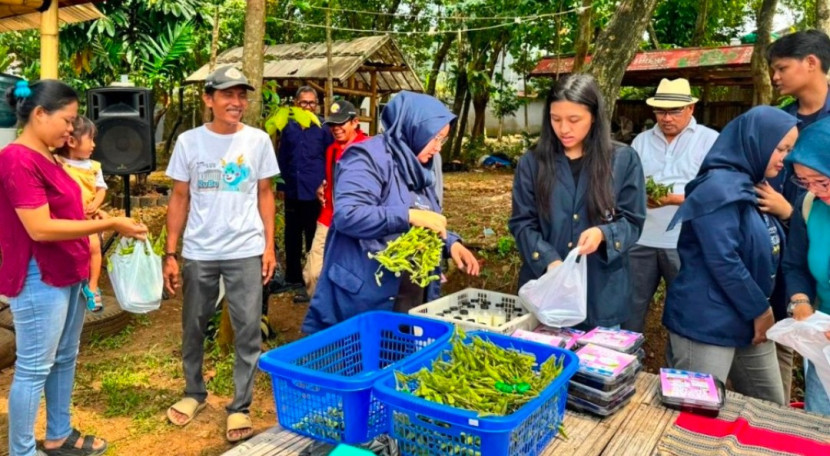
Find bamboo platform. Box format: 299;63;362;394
223;373;679;456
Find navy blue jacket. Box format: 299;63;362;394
277;119;334;200
509;145;646;327
301;136;460;334
664;203;782;347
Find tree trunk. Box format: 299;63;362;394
691;0;709;46
818;0;830;35
203;3;221;123
470;44;504;140
751;0;778;105
426;34;455;96
443;34;468;158
451;90;472;161
586;0;661;121
242;0;266;126
647;21;661;49
573;0;593;72
325;8;334;116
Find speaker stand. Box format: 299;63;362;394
102;175;132;255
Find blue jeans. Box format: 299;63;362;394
805;360;830;416
8;260;85;456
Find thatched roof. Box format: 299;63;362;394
186;35;423;95
0;0;104;33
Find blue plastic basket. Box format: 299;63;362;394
373;331;579;456
258;311;454;444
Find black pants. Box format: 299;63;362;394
284;198;320;284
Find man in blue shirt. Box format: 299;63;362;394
277;87;334;302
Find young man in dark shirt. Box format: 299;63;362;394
763;29;830;403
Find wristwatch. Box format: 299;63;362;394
787;298;812;317
163;252;179;260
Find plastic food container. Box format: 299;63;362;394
567;385;636;417
533;326;585;350
510;329;567;348
576;327;645;354
409;288;538;335
572;344;640;392
568;379;636;408
659;368;725;417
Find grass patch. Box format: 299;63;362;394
74;350;181;434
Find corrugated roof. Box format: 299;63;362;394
0;2;104;33
186;35;423;94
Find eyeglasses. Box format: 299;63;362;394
432;135;449;148
653;109;685;118
791;175;830;192
297;100;318;108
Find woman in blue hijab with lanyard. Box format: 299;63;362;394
302;92;479;334
664;106;798;404
782;116;830;415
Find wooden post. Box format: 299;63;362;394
40;0;59;79
369;70;378;135
701;82;711;126
325;7;334;116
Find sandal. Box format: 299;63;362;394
42;428;107;456
167;397;206;427
226;412;254;443
81;286;102;313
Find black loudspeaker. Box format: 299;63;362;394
87;87;155;175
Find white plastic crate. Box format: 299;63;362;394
409;288;538;334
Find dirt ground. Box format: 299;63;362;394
0;170;711;455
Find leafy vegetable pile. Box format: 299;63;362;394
112;226;166;256
394;328;565;417
368;227;443;287
645;176;671;203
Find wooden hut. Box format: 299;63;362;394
185;35;423;134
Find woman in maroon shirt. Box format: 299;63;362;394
0;80;147;456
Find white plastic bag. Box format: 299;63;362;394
767;311;830;396
519;248;587;328
107;238;162;313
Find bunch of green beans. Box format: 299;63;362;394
368;227;443;287
394;328;566;417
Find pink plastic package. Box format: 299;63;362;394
575;344;638;379
578;327;644;353
659;368;721;406
511;329;566;348
533;325;585;350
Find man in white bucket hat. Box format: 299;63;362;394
623;78;719;333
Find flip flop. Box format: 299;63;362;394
226;412;254;443
167;397;206;427
42;428;107;456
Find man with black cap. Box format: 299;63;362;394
162;65;280;442
303;99;368;297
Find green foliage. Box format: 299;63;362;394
205;341;236;396
264;106;322;136
496;236;516;257
652;0;751;47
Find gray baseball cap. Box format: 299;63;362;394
205;66;255;91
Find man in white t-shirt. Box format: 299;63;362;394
161;66;280;442
623;78;718;333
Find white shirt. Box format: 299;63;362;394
166;125;280;261
631;118;718;249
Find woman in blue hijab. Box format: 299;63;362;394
782;116;830;415
664;106;798;405
302;92;479;334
